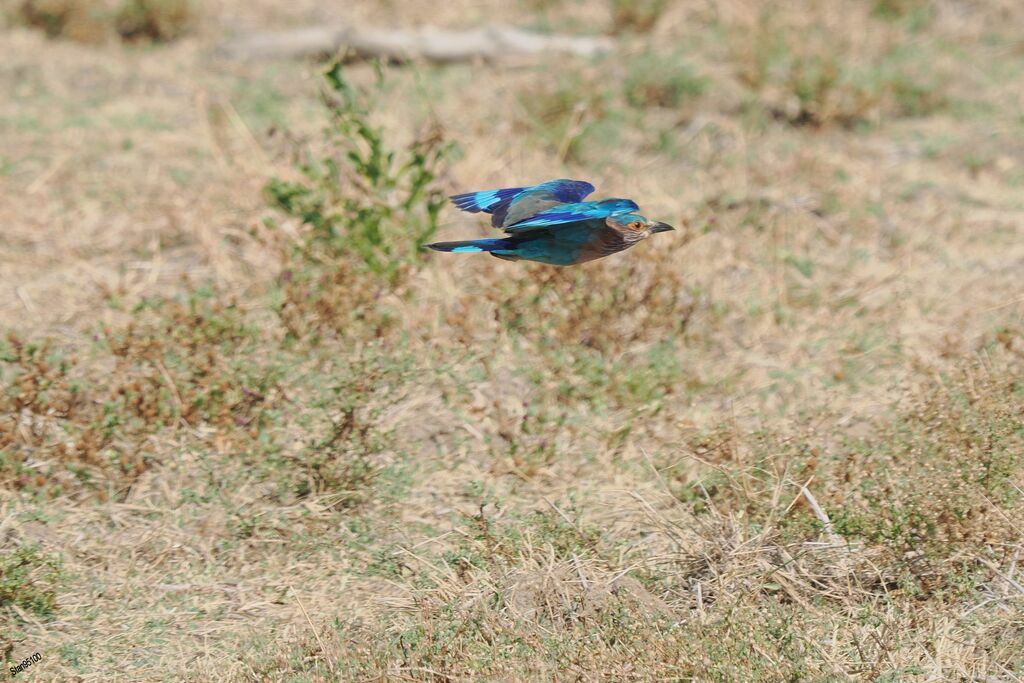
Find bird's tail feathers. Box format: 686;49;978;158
426;238;515;254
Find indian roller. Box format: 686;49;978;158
426;179;673;266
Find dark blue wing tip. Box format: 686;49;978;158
449;193;484;212
546;179;596;203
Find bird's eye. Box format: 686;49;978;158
631;221;643;229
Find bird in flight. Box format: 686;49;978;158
426;179;673;266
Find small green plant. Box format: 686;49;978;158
266;62;454;285
115;0;192;42
610;0;668;33
0;545;62;619
623;49;706;109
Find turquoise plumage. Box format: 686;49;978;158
428;179;673;266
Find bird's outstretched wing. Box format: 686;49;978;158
449;179;595;228
503;198;639;232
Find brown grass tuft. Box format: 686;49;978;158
17;0;192;43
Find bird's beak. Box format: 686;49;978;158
650;222;674;233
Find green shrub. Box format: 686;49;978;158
266;62;454;286
266;62;455;339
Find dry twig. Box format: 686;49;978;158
218;23;612;62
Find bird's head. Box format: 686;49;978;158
608;213;675;240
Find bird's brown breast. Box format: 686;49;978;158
576;225;636;263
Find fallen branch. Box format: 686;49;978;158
217;23;613;62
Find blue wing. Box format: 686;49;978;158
450;179;595;228
504;198;639;232
450;186;526;213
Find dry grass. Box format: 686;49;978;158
15;0;193;43
2;0;1024;680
